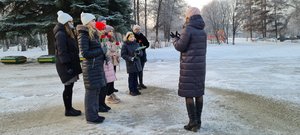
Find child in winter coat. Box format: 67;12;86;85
99;25;121;104
121;32;143;96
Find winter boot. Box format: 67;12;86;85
184;97;199;132
140;84;147;89
87;116;105;124
195;96;203;129
65;108;81;116
107;94;120;104
98;105;109;112
111;93;121;101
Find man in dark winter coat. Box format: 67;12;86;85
54;10;82;117
77;12;107;124
171;7;207;132
132;25;149;89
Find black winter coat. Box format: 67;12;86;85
133;32;149;62
173;15;207;97
53;23;82;84
121;41;143;73
77;25;106;90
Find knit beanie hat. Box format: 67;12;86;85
81;12;96;25
57;10;73;24
185;7;201;18
132;25;141;31
105;25;114;32
123;32;134;41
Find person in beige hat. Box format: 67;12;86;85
53;10;82;117
132;25;149;90
76;12;108;124
171;7;206;132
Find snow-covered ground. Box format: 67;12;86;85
0;38;299;134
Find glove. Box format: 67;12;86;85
170;32;176;38
176;31;181;37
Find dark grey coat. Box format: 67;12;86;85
53;23;82;84
77;25;106;90
173;15;207;97
121;41;143;73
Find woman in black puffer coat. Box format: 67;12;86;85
54;10;82;117
77;12;107;124
172;7;207;132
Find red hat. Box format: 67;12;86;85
95;21;106;31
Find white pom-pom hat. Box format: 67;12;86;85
57;10;73;24
81;12;96;25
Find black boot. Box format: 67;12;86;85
87;116;105;124
196;96;203;129
184;97;199;132
138;71;147;89
63;83;81;116
65;108;81;116
99;86;110;112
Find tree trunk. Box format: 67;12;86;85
47;30;55;55
155;0;163;46
134;0;136;24
137;0;140;25
144;0;147;37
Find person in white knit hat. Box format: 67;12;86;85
53;10;82;117
76;12;108;124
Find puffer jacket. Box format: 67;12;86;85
103;61;116;83
173;15;207;97
53;23;82;83
121;41;143;73
77;25;106;90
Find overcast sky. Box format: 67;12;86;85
185;0;213;10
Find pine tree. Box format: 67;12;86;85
0;0;132;54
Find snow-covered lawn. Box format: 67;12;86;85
0;39;299;134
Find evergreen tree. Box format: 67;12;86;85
0;0;132;54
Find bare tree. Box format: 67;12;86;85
144;0;148;37
133;0;136;24
137;0;140;25
231;0;244;45
154;0;163;44
202;1;223;44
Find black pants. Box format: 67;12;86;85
63;83;74;110
138;61;146;85
128;72;138;93
106;82;114;96
98;86;108;107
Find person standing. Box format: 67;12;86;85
171;7;207;132
100;25;121;104
77;12;106;124
121;32;143;96
132;25;149;89
53;10;82;116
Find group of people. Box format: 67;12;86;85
54;6;206;132
54;11;149;124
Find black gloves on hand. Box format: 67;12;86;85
170;31;180;38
